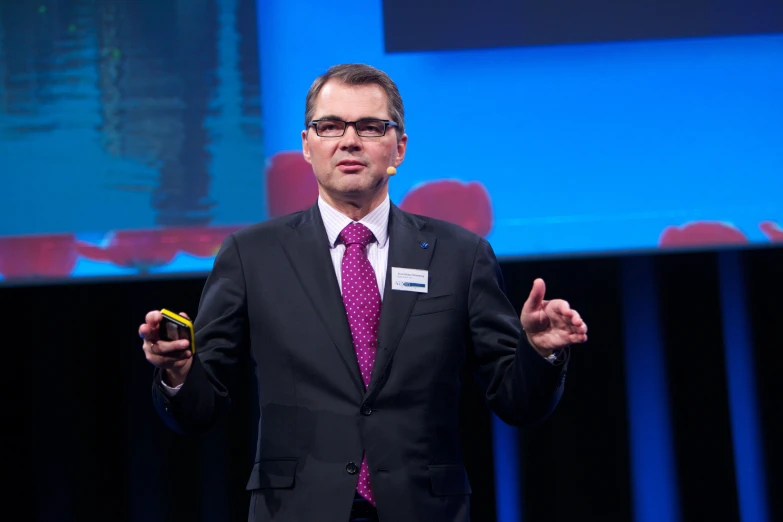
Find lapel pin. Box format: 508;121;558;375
420;242;429;249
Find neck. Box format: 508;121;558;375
320;189;387;221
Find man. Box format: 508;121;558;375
139;63;588;522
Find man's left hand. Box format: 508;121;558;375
520;278;588;356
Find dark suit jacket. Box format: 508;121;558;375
153;202;568;522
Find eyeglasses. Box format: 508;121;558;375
308;118;398;137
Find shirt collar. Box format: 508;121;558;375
318;194;390;248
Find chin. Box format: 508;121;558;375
336;179;372;194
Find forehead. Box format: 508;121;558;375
313;80;390;119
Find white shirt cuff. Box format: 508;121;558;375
160;380;182;397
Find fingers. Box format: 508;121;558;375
551;300;577;321
569;332;588;344
564;308;586;330
138;311;192;339
145;352;192;370
145;310;162;326
550;300;588;335
148;338;190;355
138;323;152;340
139;310;194;374
142;338;191;367
139;310;163;340
549;300;574;323
521;278;546;313
564;311;588;335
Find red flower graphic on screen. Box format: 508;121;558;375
76;230;181;270
76;226;244;270
759;221;783;242
170;225;243;257
658;221;749;247
0;234;79;278
266;151;318;217
399;180;493;237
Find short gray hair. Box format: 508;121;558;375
304;63;405;139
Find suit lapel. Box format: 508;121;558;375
368;204;436;396
278;204;365;395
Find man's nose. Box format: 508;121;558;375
339;124;362;149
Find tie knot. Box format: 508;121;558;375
339;222;375;248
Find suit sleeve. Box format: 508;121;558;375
467;238;568;427
152;234;249;435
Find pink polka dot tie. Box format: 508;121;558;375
339;222;381;506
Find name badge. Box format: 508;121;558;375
391;267;428;293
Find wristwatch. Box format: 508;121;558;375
545;351;561;363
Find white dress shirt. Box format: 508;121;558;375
162;195;392;395
319;194;390;298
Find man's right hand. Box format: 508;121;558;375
139;310;193;387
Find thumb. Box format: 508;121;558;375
521;278;546;314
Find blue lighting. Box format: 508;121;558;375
621;256;681;522
718;251;769;522
492;414;522;522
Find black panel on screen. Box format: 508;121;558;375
382;0;783;52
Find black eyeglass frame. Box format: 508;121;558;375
307;118;399;137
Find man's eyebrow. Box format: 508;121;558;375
312;115;387;121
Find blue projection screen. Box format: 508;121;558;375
0;0;781;283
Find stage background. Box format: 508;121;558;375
1;0;781;521
4;248;781;521
1;0;781;283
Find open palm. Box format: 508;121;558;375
520;278;588;353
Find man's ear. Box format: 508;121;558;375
301;129;312;164
393;133;408;167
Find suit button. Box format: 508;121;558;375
361;405;373;416
346;462;358;475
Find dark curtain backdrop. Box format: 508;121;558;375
4;246;780;522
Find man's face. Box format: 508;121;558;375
302;80;407;205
